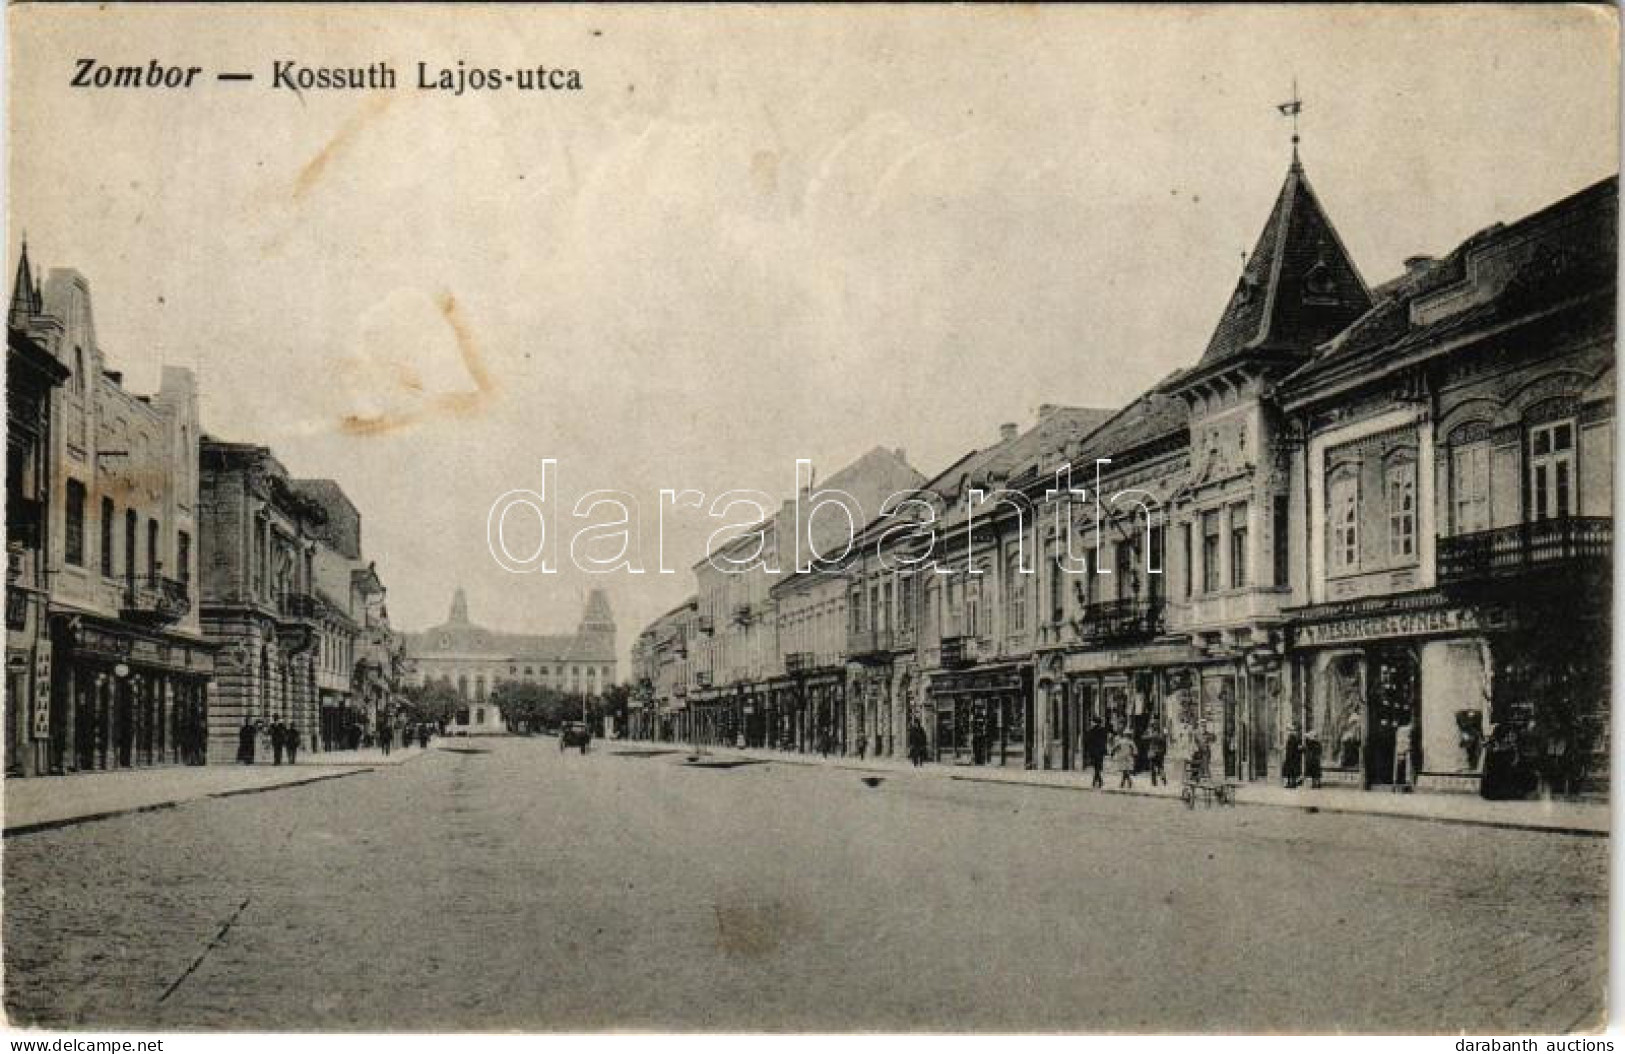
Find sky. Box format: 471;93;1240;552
7;4;1618;668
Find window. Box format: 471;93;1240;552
1006;550;1026;633
147;518;159;577
1452;443;1490;535
1201;510;1221;593
1386;461;1416;560
1230;502;1249;588
1529;420;1575;521
1147;525;1166;603
123;510;137;583
1272;496;1289;589
1114;540;1136;600
965;575;981;638
897;574;915;635
64;480;86;566
100;498;115;576
850;586;866;634
1181;524;1193;598
1048;544;1066;624
1329;473;1359;573
177;531;191;585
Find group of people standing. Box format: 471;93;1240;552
235;718;302;766
1080;720;1166;790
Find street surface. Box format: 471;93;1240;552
3;737;1606;1032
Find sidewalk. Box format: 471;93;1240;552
1;746;431;837
633;740;1609;837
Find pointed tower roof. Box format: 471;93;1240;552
9;240;38;329
449;587;469;624
1195;160;1371;373
581;588;613;629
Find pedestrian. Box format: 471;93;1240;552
286;723;301;765
237;719;257;764
1282;725;1303;789
270;719;287;766
907;720;929;767
1111;728;1138;789
1084;720;1109;789
1144;727;1168;787
380;722;393;756
1393;719;1415;792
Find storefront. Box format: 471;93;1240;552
51;613;213;770
1055;643;1201;776
925;664;1030;766
1289;594;1507;792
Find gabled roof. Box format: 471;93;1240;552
1195;160;1372;372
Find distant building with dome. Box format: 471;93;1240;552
402;587;617;734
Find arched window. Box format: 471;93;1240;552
1328;468;1359;574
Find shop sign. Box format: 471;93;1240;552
1294;604;1510;647
31;648;51;739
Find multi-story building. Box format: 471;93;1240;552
687;446;923;747
1280;174;1615;794
634;158;1615;799
631;595;698;742
402;587;617;733
197;439;329;759
6;248;71;776
15;257;213;774
291;478;398;749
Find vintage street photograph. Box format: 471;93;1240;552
2;3;1617;1038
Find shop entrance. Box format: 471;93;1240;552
1366;646;1420;787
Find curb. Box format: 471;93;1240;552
3;767;376;839
649;744;1608;839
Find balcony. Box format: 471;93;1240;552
695;671;713;688
121;574;190;625
1437;518;1612;586
846;626;894;664
783;651;814;675
278;591;323;622
1074;597;1166;644
939;635;976;669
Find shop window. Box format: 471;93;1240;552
1201;509;1221;592
1328;472;1359;574
1529;420;1575;521
1452;442;1490;535
1229;502;1249;588
100;497;115;576
64;480;87;567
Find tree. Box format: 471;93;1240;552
401;677;460;726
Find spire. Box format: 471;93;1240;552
1193;158;1372;370
580;588;613;630
1277;79;1303;168
449;587;469;624
9;238;35;328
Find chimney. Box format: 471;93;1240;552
1404;255;1435;276
999;422;1018;443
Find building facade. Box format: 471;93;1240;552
403;587;618;733
16;260;214;774
7;249;71;776
633;159;1615;798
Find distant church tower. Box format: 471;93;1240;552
449;587;469;624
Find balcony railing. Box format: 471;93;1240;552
695;671;713;688
1074;597;1166;644
278;590;323;621
846;626;894;663
122;574;190;624
1437;517;1612;584
784;652;814;676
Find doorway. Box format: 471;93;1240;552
1366;646;1420;787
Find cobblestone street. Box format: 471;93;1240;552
4;738;1606;1032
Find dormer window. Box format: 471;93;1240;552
1304;258;1337;301
1234;274;1259;306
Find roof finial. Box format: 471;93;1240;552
1277;78;1303;166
